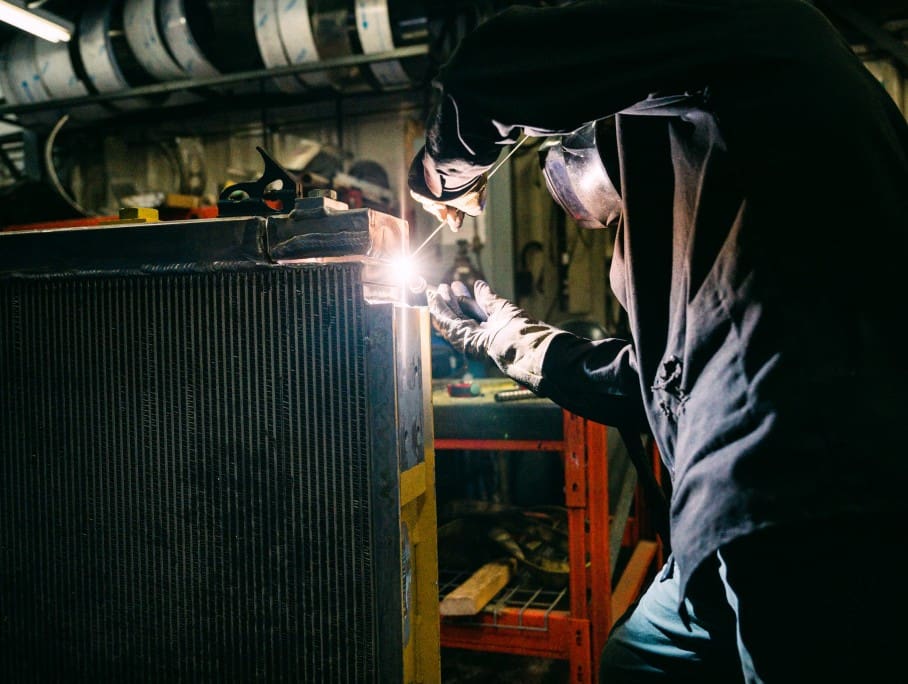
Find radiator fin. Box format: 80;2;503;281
0;265;379;682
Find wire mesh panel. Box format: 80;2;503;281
0;263;391;681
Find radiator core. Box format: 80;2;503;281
0;212;436;682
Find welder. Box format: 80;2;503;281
408;1;908;681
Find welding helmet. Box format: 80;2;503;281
538;118;622;229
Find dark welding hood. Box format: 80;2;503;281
539;118;622;229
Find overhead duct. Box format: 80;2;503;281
77;0;162;110
253;0;309;94
0;0;431;122
122;0;187;81
0;33;60;127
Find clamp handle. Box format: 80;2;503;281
218;146;302;216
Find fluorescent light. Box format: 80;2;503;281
0;1;73;43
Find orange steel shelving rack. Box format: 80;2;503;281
434;393;661;683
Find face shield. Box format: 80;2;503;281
539;118;622;229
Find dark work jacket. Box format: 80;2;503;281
419;0;908;600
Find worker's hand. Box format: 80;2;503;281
408;147;488;231
409;183;487;231
427;280;566;391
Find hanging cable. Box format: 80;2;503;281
43;113;93;217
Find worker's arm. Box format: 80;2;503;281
538;334;648;431
429;280;647;429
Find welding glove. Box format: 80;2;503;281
408;91;504;230
427;280;567;392
408;151;488;231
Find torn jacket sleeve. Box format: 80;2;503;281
538;333;648;431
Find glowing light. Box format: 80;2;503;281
0;1;72;43
390;253;427;294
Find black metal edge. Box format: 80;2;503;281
395;305;427;472
268;206;409;261
0;206;410;285
0;216;267;276
268;208;372;258
365;301;405;683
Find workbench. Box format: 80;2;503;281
432;378;661;682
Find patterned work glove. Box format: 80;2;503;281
407;147;488;230
407;90;503;230
427;280;566;391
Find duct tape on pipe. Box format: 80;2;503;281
0;43;23;130
0;45;18;105
254;0;306;93
0;44;37;128
2;34;59;126
78;2;147;110
5;34;51;104
158;0;220;78
124;0;186;81
275;0;331;88
355;0;409;87
33;38;110;121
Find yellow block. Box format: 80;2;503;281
118;207;159;221
165;193;201;209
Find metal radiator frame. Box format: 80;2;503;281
0;206;440;683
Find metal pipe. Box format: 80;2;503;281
0;44;430;116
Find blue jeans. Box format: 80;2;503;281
600;554;743;683
600;518;906;683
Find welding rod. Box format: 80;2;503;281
411;222;447;258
